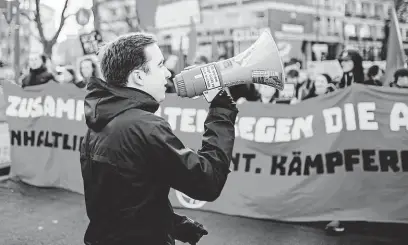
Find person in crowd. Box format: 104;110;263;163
193;55;209;65
80;32;238;245
326;50;364;232
56;66;85;89
287;69;312;102
362;65;383;86
230;83;259;104
255;84;279;104
303;73;335;100
21;53;55;88
217;55;228;61
390;68;408;88
337;50;364;88
284;58;302;73
77;58;99;88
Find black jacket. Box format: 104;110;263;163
21;66;55;88
338;72;354;88
80;78;238;245
361;79;382;86
229;84;259;102
75;80;87;89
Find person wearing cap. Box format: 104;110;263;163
337;50;364;88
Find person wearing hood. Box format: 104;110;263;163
21;53;55;88
337;50;364;88
80;33;238;245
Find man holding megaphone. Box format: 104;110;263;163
80;30;284;245
80;32;238;245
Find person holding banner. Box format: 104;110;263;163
390;68;408;89
337;50;364;88
80;32;238;245
21;53;56;88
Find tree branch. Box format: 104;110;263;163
50;0;70;45
64;13;75;21
34;0;46;42
20;11;33;21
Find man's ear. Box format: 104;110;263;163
129;70;145;86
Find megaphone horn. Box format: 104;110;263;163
174;29;285;101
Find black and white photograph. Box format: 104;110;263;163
0;0;408;244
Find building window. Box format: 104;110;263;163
324;0;332;9
370;25;377;40
374;4;384;19
327;17;334;35
334;19;343;36
359;24;371;40
361;2;372;18
345;0;356;16
355;1;363;17
344;23;357;38
377;26;385;40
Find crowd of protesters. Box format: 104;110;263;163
226;49;407;106
7;42;407;239
16;53;101;90
18;48;408;104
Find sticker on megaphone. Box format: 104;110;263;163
173;30;285;102
252;70;284;91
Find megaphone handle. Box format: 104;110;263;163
224;87;232;97
202;87;223;103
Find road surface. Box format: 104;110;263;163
0;179;406;245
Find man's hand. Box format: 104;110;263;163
210;89;236;110
173;215;208;245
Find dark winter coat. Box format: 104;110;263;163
75;80;87;89
361;79;382;86
80;77;238;245
21;66;55;88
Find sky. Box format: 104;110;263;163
41;0;94;42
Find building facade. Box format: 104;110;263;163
0;0;33;67
94;0;139;41
0;0;56;69
156;0;408;64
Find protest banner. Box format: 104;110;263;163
0;123;11;180
2;82;408;223
158;85;408;223
2;81;86;193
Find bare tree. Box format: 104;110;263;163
31;0;73;57
125;3;145;32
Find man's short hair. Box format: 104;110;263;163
394;68;408;81
99;33;157;86
367;65;380;79
286;69;299;78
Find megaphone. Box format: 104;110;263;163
174;29;285;102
